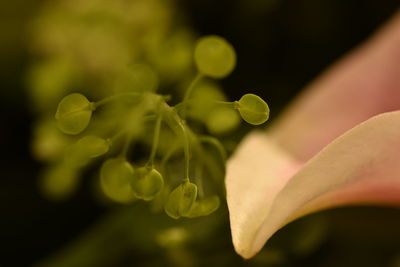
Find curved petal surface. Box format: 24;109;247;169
227;111;400;259
269;11;400;161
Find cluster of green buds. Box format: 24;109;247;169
52;35;269;219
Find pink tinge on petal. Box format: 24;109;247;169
296;182;400;221
269;11;400;161
243;111;400;258
226;11;400;259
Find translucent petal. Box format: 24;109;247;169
227;12;400;258
267;12;400;161
227;112;400;258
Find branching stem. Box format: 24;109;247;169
181;73;203;119
146;114;163;167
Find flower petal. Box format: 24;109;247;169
226;131;301;258
227;111;400;259
269;11;400;161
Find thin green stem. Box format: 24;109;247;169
143;114;157;121
181;73;203;119
160;142;178;168
199;135;227;162
161;103;191;182
214;101;237;108
195;165;204;198
107;113;156;154
188;129;224;192
108;129;126;145
174;100;236;115
93;92;142;108
121;134;133;158
178;119;191;181
159;141;178;179
146;114;162;167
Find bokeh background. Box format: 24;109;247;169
1;0;400;266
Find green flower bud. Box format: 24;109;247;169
55;93;93;135
237;94;269;125
194;35;236;79
186;196;220;218
114;64;158;93
100;158;135;203
206;106;240;135
164;181;197;219
39;165;79;201
64;135;110;167
76;135;110;158
187;80;225;121
130;167;164;201
31;119;70;162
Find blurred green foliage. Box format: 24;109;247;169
1;0;400;266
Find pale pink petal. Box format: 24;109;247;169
226;131;301;257
269;11;400;161
227;111;400;258
226;11;400;259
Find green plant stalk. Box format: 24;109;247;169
181;73;203;119
92;92;142;109
121;134;133;158
146;114;163;167
161;103;192;182
175;117;191;181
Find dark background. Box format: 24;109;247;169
1;0;400;266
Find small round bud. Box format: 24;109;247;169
114;64;159;93
157;227;188;248
237;94;269;125
187;80;225;121
100;158;136;204
39;165;79;201
76;135;110;158
55;93;93;135
186;196;220;218
31;119;70;162
130;167;164;201
64;135;110;167
206;106;240;135
194;35;236;78
164;181;197;219
150;30;193;81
